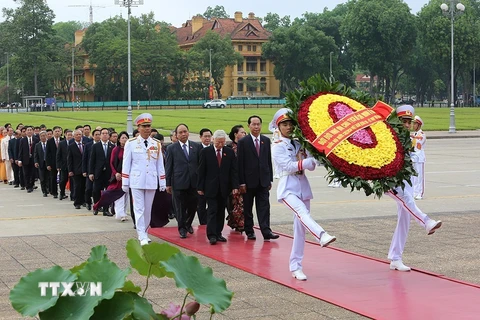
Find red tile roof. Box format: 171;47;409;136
172;17;271;46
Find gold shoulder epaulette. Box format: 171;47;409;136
128;137;136;141
152;138;161;143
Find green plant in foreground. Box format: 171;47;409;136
9;240;233;319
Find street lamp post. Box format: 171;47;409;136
441;0;465;133
115;0;144;135
209;49;212;99
71;46;75;112
5;53;9;112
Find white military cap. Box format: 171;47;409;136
134;113;153;126
396;105;414;119
268;108;293;132
414;115;423;126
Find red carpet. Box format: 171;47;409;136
149;226;480;319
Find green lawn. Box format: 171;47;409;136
1;107;479;133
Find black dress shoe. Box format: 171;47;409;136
168;212;175;219
179;230;187;239
14;185;19;188
43;193;48;197
103;211;113;217
93;210;98;216
264;232;280;240
247;233;256;240
82;203;86;207
86;204;92;211
27;189;33;193
209;237;217;245
33;186;38;189
75;205;81;209
61;195;68;200
20;187;25;190
53;195;58;199
187;226;194;234
217;236;227;242
8;182;13;185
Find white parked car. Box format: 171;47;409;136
203;99;227;108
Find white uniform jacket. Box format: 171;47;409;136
122;136;166;190
272;137;313;202
411;129;426;163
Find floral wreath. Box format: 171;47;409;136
286;75;414;198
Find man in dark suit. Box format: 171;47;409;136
16;127;27;189
197;130;239;245
56;130;73;200
8;130;20;187
34;131;49;196
45;126;62;198
88;128;114;216
67;129;85;209
165;123;202;239
17;125;38;193
197;128;212;225
237;115;279;241
82;129;101;211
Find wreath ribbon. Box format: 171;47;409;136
311;101;393;156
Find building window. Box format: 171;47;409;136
260;77;266;92
252;45;256;52
246;57;257;72
238;45;242;51
237;61;244;74
246;77;258;93
260;59;266;72
237;77;244;92
247;45;251;51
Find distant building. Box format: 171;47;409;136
172;11;280;99
60;12;280;101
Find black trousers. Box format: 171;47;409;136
206;193;226;239
173;187;198;232
59;168;68;196
85;178;93;205
196;194;208;225
92;172;109;210
242;185;272;236
22;161;35;190
37;166;49;194
12;161;20;186
49;169;58;196
72;174;86;206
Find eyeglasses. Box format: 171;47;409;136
140;124;151;128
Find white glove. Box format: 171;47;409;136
122;185;129;193
302;158;316;171
158;182;167;192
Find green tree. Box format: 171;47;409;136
2;0;56;96
417;0;480;105
262;12;291;32
190;31;243;99
53;21;85;43
341;0;416;102
202;5;229;20
262;23;337;92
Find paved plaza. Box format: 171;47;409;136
0;132;479;319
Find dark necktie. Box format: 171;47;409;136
43;143;46;160
78;143;83;154
144;140;148;148
255;138;260;156
55;139;59;147
104;143;108;157
182;143;189;160
29;138;32;154
216;149;222;167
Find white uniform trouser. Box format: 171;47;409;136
412;162;425;198
386;182;431;261
5;160;13;182
131;189;155;241
114;192;130;220
282;194;325;272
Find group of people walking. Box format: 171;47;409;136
0;104;439;280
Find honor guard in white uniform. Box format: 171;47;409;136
411;115;426;199
270;108;336;281
387;105;442;272
122;113;166;245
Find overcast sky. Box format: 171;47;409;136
2;0;430;26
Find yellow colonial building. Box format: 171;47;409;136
172;11;280;98
63;11;279;101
